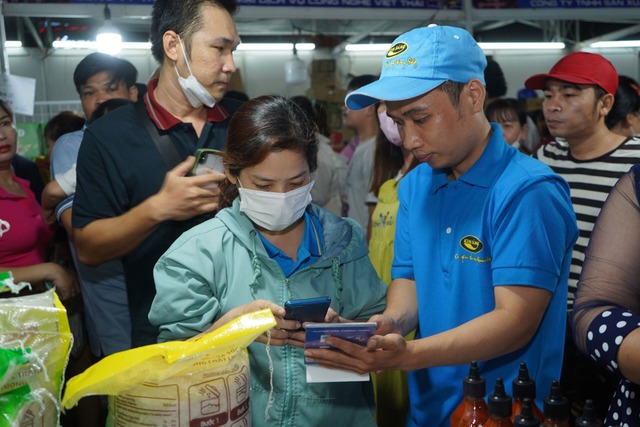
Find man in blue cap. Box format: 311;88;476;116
305;25;578;426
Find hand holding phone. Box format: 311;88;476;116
284;296;331;323
190;148;224;188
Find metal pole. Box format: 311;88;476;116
0;0;10;74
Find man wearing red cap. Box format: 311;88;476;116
525;51;640;419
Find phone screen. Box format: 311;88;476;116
284;296;331;323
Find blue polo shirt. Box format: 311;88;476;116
51;127;85;221
393;124;577;427
258;212;324;277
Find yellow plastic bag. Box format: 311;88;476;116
0;288;73;427
62;308;276;426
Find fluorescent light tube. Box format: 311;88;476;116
236;43;315;51
590;40;640;48
478;42;566;50
52;40;151;50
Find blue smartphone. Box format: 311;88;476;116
284;296;331;323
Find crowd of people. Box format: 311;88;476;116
2;0;640;425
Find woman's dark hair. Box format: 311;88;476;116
369;130;404;197
150;0;238;64
219;95;319;209
290;96;319;130
485;98;527;126
605;75;640;130
290;95;332;138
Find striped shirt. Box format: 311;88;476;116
536;136;640;310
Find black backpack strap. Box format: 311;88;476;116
135;100;182;169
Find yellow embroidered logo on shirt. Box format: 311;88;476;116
460;235;483;253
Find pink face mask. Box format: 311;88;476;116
378;109;403;146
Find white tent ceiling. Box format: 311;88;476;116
3;2;640;53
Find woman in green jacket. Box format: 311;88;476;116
149;95;387;427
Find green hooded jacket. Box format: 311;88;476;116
150;200;387;426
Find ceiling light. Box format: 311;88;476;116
96;1;122;55
589;40;640;48
236;43;315;51
478;42;566;50
5;41;22;48
52;40;151;50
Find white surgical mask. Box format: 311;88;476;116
174;36;217;108
238;179;314;231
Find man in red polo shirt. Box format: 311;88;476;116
72;0;242;348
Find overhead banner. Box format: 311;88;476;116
473;0;638;7
5;0;637;8
236;0;461;7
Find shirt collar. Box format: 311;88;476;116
430;123;511;193
257;212;322;277
259;212;322;257
143;78;229;130
460;123;511;188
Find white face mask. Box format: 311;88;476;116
238;179;314;231
174;36;217;108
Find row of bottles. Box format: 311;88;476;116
451;362;603;427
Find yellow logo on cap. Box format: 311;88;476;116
460;235;483;253
386;42;408;59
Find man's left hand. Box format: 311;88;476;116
304;333;408;375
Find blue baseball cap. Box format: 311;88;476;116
345;25;487;110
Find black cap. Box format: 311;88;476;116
462;361;486;399
543;380;570;421
488;378;512;418
575;399;603;427
513;362;536;400
514;398;541;427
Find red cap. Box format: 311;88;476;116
525;52;618;95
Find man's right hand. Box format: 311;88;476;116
73;156;227;266
153;156;226;221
